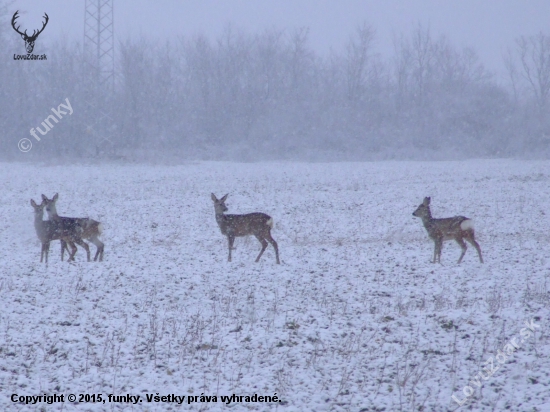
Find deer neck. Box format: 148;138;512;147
420;210;435;231
33;212;48;238
46;208;61;221
215;211;229;233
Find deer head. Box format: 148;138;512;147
30;198;45;216
412;196;431;219
12;11;49;54
211;193;229;214
41;193;59;217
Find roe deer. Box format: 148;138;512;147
31;199;82;263
42;193;105;262
413;197;483;264
211;193;280;264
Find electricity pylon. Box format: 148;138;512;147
83;0;116;156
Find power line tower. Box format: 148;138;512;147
83;0;116;156
84;0;114;90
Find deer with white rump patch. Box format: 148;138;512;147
413;197;483;264
211;193;280;264
42;193;105;262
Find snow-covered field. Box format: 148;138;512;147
0;160;549;411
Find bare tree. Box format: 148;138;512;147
346;23;375;104
514;33;550;110
409;24;435;106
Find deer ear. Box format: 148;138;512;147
423;197;430;205
31;199;37;207
211;193;218;202
53;193;59;201
220;193;229;202
41;194;48;201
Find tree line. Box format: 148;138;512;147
1;16;549;161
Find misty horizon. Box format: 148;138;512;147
2;1;550;162
3;25;550;160
8;0;550;78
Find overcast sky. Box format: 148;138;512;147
9;0;550;78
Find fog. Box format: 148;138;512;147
2;0;550;161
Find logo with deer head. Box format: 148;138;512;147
11;11;49;54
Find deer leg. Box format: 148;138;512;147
41;241;50;264
227;235;235;262
265;232;280;264
432;240;439;263
60;239;67;261
45;241;51;264
434;239;443;263
465;235;483;263
74;239;91;262
89;236;104;262
254;235;269;263
455;237;467;264
67;242;78;262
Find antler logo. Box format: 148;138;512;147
11;11;49;54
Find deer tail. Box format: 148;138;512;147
460;219;474;231
266;217;274;229
87;220;103;235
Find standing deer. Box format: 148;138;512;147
31;199;82;263
413;197;483;264
211;193;280;264
42;193;105;262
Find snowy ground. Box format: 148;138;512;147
0;159;549;411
